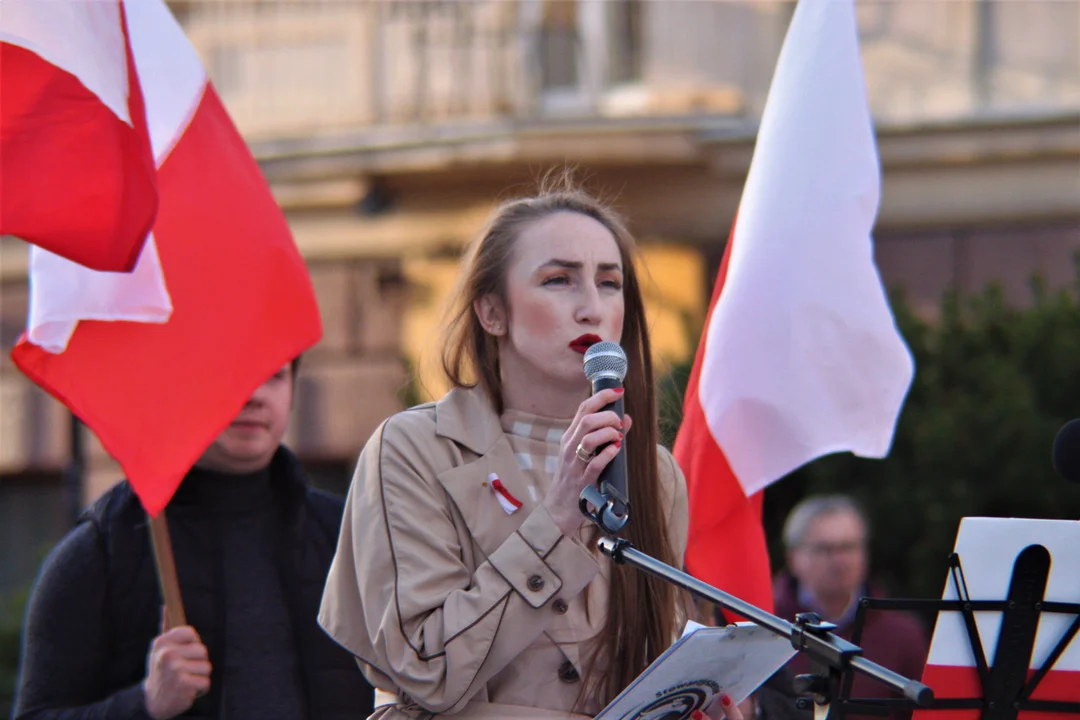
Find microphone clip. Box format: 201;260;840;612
579;484;629;534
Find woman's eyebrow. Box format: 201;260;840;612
536;259;622;272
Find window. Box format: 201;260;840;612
607;0;642;86
539;1;579;90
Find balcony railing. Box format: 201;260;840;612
170;1;1080;143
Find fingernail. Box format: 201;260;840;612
614;388;625;395
618;432;624;440
721;694;733;708
614;441;622;449
692;712;704;720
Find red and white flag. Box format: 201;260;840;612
917;518;1080;720
673;0;914;612
1;1;157;272
5;0;322;517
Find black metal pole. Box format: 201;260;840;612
597;537;934;707
62;411;84;527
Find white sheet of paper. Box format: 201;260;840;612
595;622;796;720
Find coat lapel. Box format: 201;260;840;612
432;387;537;558
437;436;537;558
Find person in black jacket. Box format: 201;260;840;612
12;358;375;720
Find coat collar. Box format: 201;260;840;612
433;385;504;455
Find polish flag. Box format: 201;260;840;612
6;0;322;517
916;518;1080;720
672;0;914;612
1;1;156;272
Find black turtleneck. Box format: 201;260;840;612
169;465;306;720
14;445;375;720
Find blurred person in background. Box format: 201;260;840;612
773;494;929;720
13;357;375;720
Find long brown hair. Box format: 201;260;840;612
441;172;682;706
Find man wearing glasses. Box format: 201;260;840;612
773;495;929;720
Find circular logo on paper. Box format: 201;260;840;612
620;680;719;720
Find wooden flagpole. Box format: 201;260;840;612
148;511;187;629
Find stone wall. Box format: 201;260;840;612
876;221;1080;319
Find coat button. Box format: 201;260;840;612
527;575;545;591
558;660;580;683
552;598;568;614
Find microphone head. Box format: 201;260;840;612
583;341;628;383
1052;419;1080;484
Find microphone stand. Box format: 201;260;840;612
581;508;934;720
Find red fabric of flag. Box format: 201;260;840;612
0;0;156;272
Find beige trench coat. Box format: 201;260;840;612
318;386;688;719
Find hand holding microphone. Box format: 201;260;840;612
578;342;631;534
543;341;632;537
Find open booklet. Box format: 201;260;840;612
595;621;797;720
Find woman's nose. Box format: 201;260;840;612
575;288;603;324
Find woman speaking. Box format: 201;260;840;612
319;178;741;720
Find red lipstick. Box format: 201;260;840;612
569;334;602;354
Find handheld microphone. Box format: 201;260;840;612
1051;418;1080;484
578;341;630;534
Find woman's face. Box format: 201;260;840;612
478;211;626;396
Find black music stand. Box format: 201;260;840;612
796;529;1080;720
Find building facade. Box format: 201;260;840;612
1;0;1077;596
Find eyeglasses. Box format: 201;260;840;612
797;540;866;557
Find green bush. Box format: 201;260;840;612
658;276;1080;606
0;585;28;718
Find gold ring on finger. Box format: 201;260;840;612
575;442;593;463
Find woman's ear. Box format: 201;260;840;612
473;294;507;337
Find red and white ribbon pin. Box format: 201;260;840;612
488;473;522;515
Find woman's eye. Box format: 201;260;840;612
542;275;570;286
601;278;623;290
